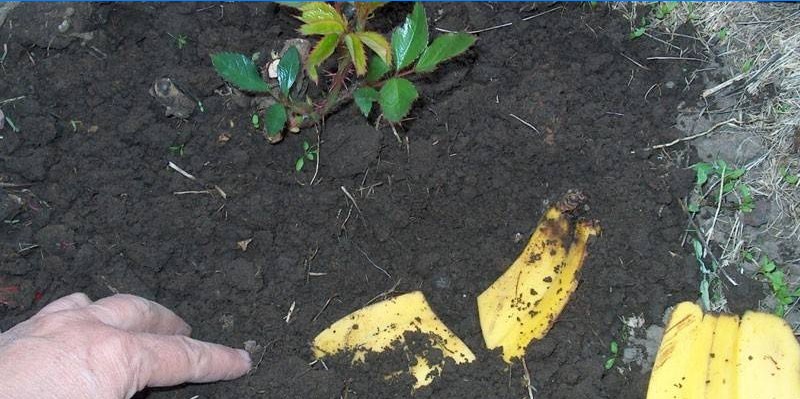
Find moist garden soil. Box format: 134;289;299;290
1;3;709;398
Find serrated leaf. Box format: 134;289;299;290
211;52;270;92
344;34;367;76
356;2;387;22
278;46;301;95
391;3;428;71
265;103;287;136
366;55;391;82
297;2;346;36
307;33;339;83
415;33;475;73
300;20;346;36
298;2;344;24
356;31;392;66
379;78;418;122
354;87;379;117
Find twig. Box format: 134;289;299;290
619;53;650;70
646;56;706;62
354;244;391;278
705;163;726;246
0;95;24;106
522;6;563;21
509;113;540;134
364;279;402;306
340;186;363;217
647;118;742;150
435;22;512;35
173;190;212;195
521;358;536;399
167;161;228;199
310;126;321;186
311;294;338;323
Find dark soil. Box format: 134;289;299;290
1;3;703;398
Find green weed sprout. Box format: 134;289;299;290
211;2;475;144
604;340;619;370
295;139;317;172
689;160;753;213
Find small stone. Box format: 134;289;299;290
664;81;676;89
57;19;70;33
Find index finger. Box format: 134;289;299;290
134;334;252;389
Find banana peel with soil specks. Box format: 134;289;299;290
646;301;800;399
477;192;600;363
312;291;475;389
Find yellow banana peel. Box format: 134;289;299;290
647;302;800;399
477;197;600;363
311;291;475;389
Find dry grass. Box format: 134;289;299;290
614;3;800;325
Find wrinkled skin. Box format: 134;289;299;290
0;293;251;399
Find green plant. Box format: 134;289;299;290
604;340;619;370
295;139;317;172
741;58;754;74
169;144;185;157
717;27;730;41
211;2;475;144
630;17;648;39
746;252;800;316
653;2;677;20
251;113;260;129
688;160;753;213
782;166;799;185
169;33;189;49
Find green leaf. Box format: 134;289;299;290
278;46;301;96
415;33;475;73
302;140;310;151
300;20;346;36
353;87;379;117
307;152;316;161
604;357;615;370
297;2;345;25
378;78;418;122
211;52;270;92
264;103;287;136
630;27;646;39
725;168;745;180
391;2;429;71
307;33;339;83
295;157;305;172
344;34;367;76
687;202;700;213
692;163;712;187
609;341;618;354
366;55;391;82
356;31;392;66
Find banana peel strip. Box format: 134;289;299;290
647;301;800;399
312;291;475;389
477;205;600;363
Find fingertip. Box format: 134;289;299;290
237;349;253;369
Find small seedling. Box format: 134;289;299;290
295;139;317;172
782;166;799;185
630;18;648;39
604;340;619;370
653;2;677;20
688;160;753;213
750;253;800;316
169;33;189;49
211;2;475;144
717;27;730;41
169;144;185;157
741;58;754;73
251;113;260;129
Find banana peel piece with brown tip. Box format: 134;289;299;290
312;291;475;389
477;204;599;363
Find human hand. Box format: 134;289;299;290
0;293;251;399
